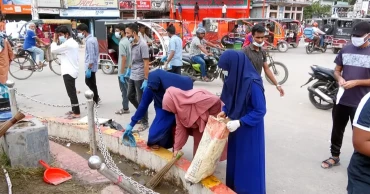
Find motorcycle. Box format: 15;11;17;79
301;65;338;110
304;35;329;54
182;47;223;82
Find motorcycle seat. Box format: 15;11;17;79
182;54;193;63
315;65;334;77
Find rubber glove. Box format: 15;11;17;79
124;68;131;77
119;75;125;84
226;120;241;132
161;56;168;62
85;69;92;79
122;124;136;147
141;80;148;90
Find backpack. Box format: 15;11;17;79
304;27;314;39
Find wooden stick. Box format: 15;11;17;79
0;112;25;138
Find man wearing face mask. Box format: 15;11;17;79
321;21;370;169
77;23;101;107
23;22;48;68
50;25;80;119
243;24;284;97
125;23;150;129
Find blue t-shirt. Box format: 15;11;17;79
168;35;183;67
23;30;36;50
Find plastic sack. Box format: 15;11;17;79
122;132;137;147
185;116;229;183
303;28;314;39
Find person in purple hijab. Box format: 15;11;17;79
217;49;267;194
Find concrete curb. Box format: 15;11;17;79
46;117;236;194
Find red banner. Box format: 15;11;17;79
119;0;151;10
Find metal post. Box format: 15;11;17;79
88;155;140;194
5;80;17;117
31;0;39;20
134;0;137;19
85;90;97;155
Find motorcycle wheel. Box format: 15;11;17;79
221;35;228;46
308;81;334;110
277;42;289;52
183;66;196;82
265;62;289;85
292;43;298;48
305;44;313;54
184;42;191;53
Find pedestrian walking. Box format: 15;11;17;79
76;23;101;106
217;49;266;194
125;23;150;129
50;25;80;119
177;3;183;20
194;2;199;21
347;92;370;194
114;23;131;115
221;2;227;18
321;21;370;169
163;24;182;74
243;24;285;96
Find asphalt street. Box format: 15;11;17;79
12;42;350;194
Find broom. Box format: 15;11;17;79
0;112;25;138
145;151;184;189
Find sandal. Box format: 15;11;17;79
202;77;211;82
150;145;160;150
115;109;130;115
65;111;73;115
321;157;340;169
65;114;81;120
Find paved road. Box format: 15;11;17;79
12;42;350;194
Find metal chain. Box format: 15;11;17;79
15;89;85;107
93;105;158;194
18;108;88;126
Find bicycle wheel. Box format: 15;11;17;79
49;58;61;76
9;56;35;80
265;62;289;85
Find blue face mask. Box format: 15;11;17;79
59;36;66;43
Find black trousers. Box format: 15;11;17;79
170;66;182;75
127;79;148;124
63;74;80;114
330;103;357;157
85;71;100;104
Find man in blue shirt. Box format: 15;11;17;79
164;24;182;75
23;22;48;68
76;23;101;106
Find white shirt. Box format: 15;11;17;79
50;38;79;78
312;27;325;35
138;32;153;44
222;4;227;13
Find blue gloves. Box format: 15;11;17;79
141;80;148;90
122;124;136;147
161;56;168;62
85;69;92;79
124;68;131;77
119;75;125;84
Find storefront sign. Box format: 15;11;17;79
1;0;31;14
175;0;247;6
38;8;60;14
60;9;119;17
119;0;151;10
67;0;118;9
37;0;61;8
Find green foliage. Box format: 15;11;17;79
304;2;332;19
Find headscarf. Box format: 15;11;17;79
162;87;222;132
147;69;193;108
218;50;263;119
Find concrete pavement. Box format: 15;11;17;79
12;43;350;194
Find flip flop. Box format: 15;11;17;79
65;114;80;120
65;111;73;115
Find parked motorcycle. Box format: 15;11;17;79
182;47;223;82
301;65;338;110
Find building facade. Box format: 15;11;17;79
36;0;62;19
1;0;31;20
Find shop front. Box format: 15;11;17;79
1;0;31;20
36;0;61;19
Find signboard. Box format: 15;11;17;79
119;0;151;10
38;8;59;14
1;0;31;14
60;9;119;17
67;0;118;9
175;0;247;6
37;0;61;8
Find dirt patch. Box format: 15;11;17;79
0;153;107;194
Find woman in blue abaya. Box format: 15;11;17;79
217;50;267;194
123;69;193;150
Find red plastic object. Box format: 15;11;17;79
39;160;72;185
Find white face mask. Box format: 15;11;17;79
253;41;265;47
352;34;368;47
115;31;121;39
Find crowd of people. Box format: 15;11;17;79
20;18;370;193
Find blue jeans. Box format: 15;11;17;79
191;54;207;77
27;46;44;63
320;35;324;47
118;77;129;110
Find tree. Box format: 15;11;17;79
303;2;332;19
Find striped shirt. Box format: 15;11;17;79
85;34;99;72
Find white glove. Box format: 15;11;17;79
227;120;241;132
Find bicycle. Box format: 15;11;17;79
9;45;61;80
265;50;289;85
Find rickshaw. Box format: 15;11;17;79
220;19;251;49
202;18;237;46
240;18;289;52
8;19;68;80
331;18;353;54
95;19;169;74
275;19;302;48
